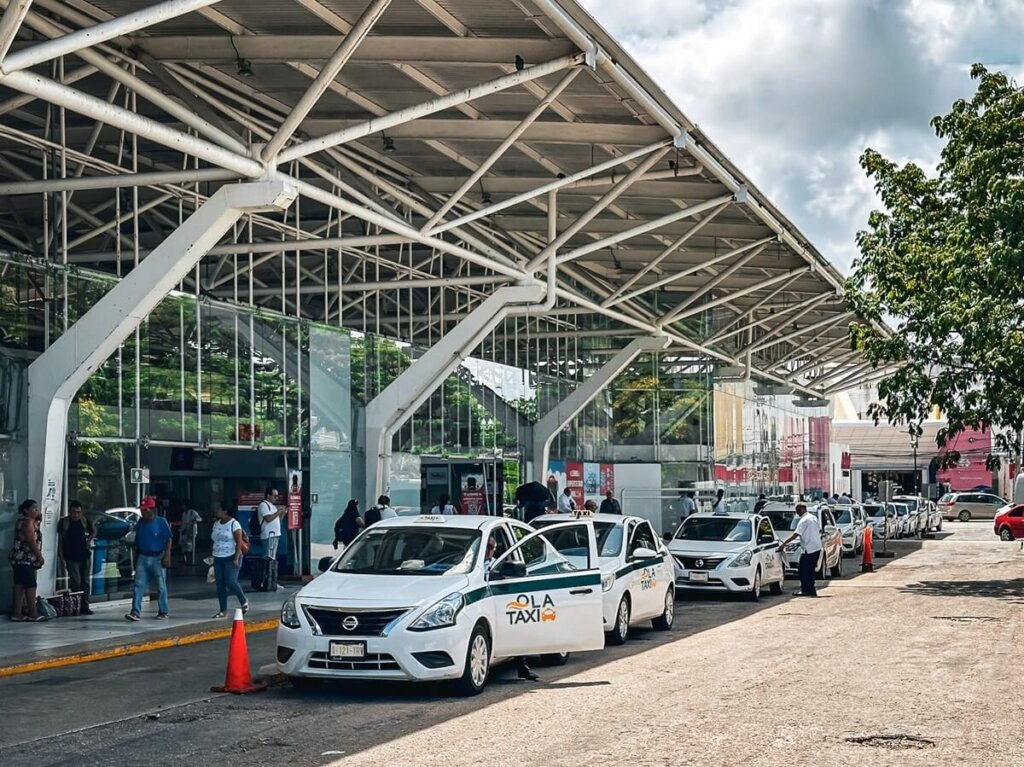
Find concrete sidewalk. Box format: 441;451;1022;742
0;586;289;676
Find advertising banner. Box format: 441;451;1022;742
546;460;566;504
287;470;302;531
600;464;614;497
566;461;584;509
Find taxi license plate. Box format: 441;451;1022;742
688;571;709;582
329;641;366;660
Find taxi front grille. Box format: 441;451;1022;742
308;652;400;671
674;555;726;570
305;607;408;637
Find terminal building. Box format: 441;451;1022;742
0;0;880;610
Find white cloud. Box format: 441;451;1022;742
581;0;1022;273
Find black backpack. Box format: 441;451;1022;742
364;506;382;527
249;502;265;538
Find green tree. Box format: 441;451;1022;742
846;65;1024;464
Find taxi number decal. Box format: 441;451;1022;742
506;593;557;625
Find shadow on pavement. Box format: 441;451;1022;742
899;578;1024;604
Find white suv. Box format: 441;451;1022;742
667;512;785;601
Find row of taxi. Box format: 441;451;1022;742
277;512;676;695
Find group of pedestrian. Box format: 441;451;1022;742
550;488;622;516
332;495;398;550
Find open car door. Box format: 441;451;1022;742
486;520;604;657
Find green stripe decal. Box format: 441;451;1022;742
614;556;663;580
464;572;601;605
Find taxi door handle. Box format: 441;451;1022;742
569;588;593;595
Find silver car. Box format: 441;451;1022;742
763;504;844;579
893;496;927;537
832;504;866;555
863;503;895;541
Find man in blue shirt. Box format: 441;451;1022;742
126;496;173;621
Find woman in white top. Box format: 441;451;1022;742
211;501;249;618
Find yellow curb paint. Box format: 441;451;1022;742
0;618;278;679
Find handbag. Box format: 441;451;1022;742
36;596;58;620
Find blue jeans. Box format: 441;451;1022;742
131;554;169;615
214;556;247;612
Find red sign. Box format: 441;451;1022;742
566;462;585;509
287;492;302;530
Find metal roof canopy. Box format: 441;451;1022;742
0;0;882;397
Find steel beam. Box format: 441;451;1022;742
668;266;812;325
745;311;855;356
278;53;586;163
364;283;545;501
27;180;296;596
0;0;31;64
531;335;670;481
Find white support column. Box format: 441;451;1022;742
28;180;297;596
365;283;545;502
530;335;670;481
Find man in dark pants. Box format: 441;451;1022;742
779;503;822;597
58;501;95;614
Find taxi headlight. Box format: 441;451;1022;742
409;592;464;632
601;573;616;592
729;549;753;568
280;594;301;629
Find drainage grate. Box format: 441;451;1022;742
846;734;936;750
931;615;1001;623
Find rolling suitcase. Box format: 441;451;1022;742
250;556;277;592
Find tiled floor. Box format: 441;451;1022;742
1;587;288;662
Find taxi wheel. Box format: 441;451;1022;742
769;578;784;596
652;588;674;630
539;651;570;666
453;623;491;697
747;568;762;602
606;596;630;645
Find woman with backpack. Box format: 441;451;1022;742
210;501;248;618
333;499;364;550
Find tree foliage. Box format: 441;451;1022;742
846;65;1024;465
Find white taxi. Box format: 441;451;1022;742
530;513;676;645
667;511;785;600
277;515;605;695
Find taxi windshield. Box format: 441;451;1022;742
896;498;919;511
332;526;481;576
864;505;886;517
675;517;752;542
833;508;853;524
764;510;799;532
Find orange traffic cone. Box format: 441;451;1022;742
211;608;267;695
861;525;874;572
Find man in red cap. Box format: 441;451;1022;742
125;496;173;621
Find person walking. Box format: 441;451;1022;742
779;503;822;597
58;500;95;614
753;494;767;514
258;487;286;561
9;499;44;622
557;487;576;514
333;500;364;550
211;502;248;619
364;494;398;527
599;491;621;515
126;497;173;621
180;501;202;564
711;488;725;512
679;490;696;520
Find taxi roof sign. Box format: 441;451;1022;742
415;515;447;523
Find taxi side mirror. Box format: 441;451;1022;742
757;534;775;546
631;546;657;560
491;560;526;580
317;556;334;573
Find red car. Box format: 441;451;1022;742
993;505;1024;541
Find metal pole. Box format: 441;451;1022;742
0;0;32;64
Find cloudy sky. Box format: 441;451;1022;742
580;0;1024;274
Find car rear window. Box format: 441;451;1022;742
938;494;954;503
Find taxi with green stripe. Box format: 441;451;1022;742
530;513;676;646
278;514;605;695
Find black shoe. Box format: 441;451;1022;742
793;592;818;598
517;666;539;681
81;608;94;615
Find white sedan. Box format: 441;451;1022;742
667;512;786;600
530;513;676;645
277;515;605;695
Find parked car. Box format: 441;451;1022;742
993;504;1024;541
278;515;606;695
667;511;786;601
893;496;929;536
832;504;866;555
863;503;896;541
762;504;844;579
938;492;1006;522
926;500;943;532
530;513;676;644
892;503;912;538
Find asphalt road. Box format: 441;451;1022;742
2;521;1020;767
